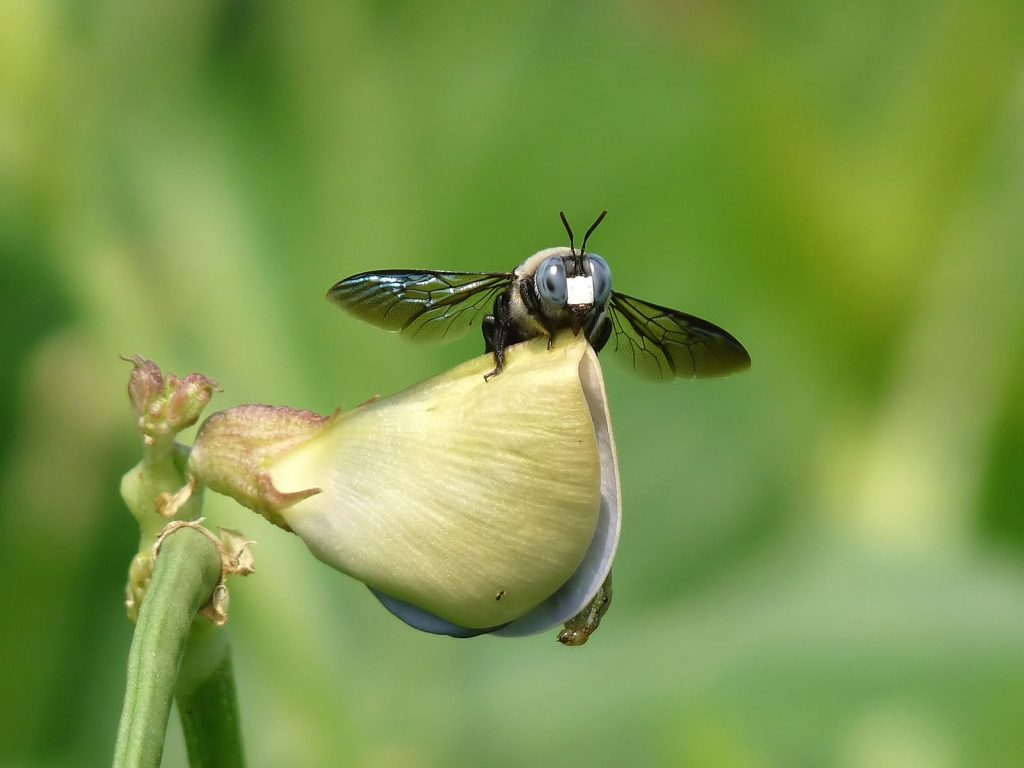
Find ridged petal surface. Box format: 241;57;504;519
269;336;602;628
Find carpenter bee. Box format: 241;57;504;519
327;211;750;380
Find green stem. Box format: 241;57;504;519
176;619;246;767
114;526;222;768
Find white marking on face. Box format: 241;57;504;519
566;276;594;306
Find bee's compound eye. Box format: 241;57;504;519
587;254;612;306
536;256;567;306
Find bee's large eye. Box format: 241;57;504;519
587;254;612;306
536;256;567;306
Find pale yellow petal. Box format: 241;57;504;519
269;335;602;628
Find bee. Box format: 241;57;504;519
327;211;750;380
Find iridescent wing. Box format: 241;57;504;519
607;292;750;380
327;270;512;342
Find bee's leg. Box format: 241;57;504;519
589;315;613;354
484;345;505;381
483;329;507;381
483;295;512;381
482;315;497;353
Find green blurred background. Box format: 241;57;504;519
3;1;1024;765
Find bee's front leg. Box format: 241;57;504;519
482;294;513;381
482;315;498;354
483;331;507;381
589;314;613;354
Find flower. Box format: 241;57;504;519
189;334;621;639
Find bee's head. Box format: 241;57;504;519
535;251;613;333
527;211;612;333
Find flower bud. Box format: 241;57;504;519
123;355;220;441
191;334;621;637
125;355;164;417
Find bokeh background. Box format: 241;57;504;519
3;1;1024;766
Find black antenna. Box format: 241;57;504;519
559;211;576;255
580;210;607;255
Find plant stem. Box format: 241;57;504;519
176;619;246;767
114;526;222;768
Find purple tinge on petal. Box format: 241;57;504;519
369;588;505;638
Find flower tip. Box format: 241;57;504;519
122;354;164;417
122;355;220;438
166;373;220;430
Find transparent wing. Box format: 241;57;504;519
608;292;751;380
327;270;512;342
